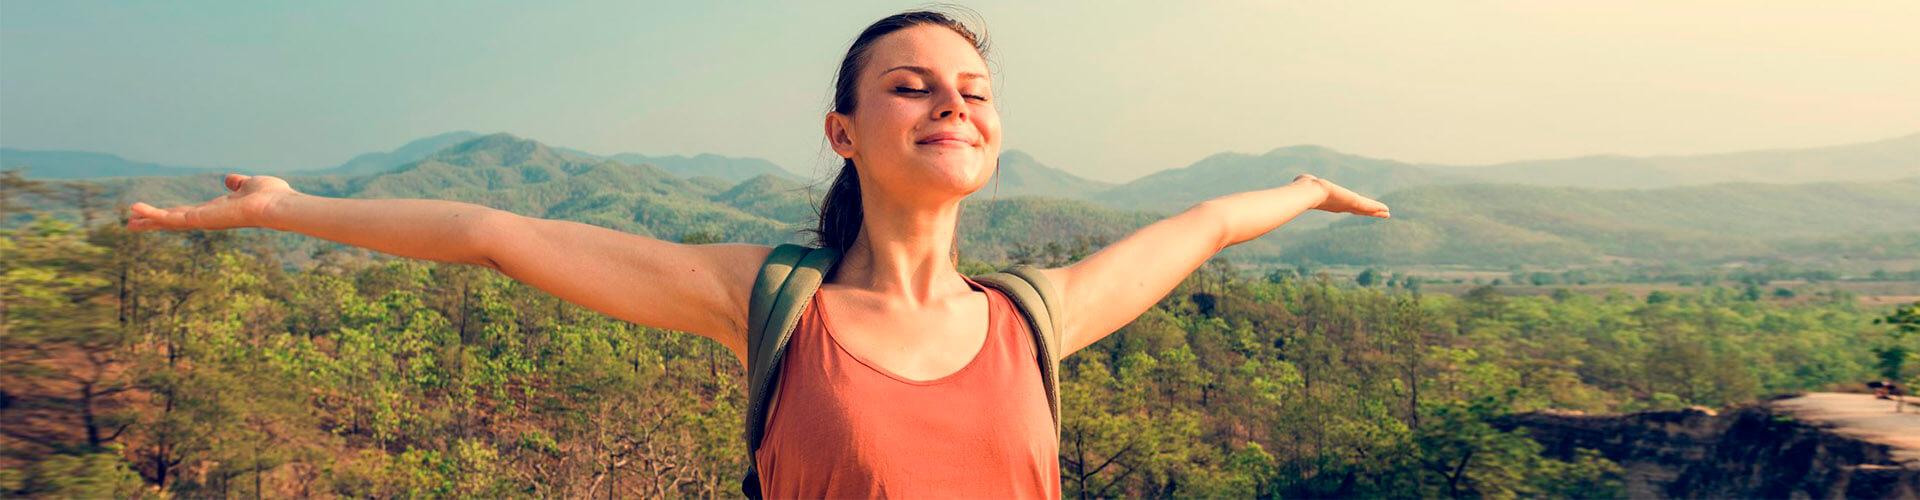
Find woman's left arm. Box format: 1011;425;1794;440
1035;174;1389;357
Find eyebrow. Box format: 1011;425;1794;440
882;65;989;82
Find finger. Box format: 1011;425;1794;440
136;205;189;228
129;202;181;226
225;173;249;191
165;207;194;227
130;202;162;217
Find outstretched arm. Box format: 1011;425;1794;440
128;174;497;266
1034;174;1389;357
129;173;769;365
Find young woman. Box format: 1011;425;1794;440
126;10;1389;498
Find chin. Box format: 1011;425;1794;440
913;154;993;196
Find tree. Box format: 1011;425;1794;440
1872;302;1920;387
0;216;138;460
0;169;57;222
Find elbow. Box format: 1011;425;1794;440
1186;200;1238;253
463;209;516;272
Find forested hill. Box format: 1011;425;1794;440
13;130;1915;198
1095;145;1480;213
10;132;1920;270
1083;133;1920;213
104;133;815;250
1427;132;1920;189
0;130;798;184
306;131;487;177
1269;177;1920;267
12;133;1157;266
602;153;797;184
0;148;233;179
967;150;1114;200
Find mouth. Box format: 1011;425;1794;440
917;138;974;147
916;131;978;147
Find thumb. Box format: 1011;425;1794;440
225;173;249;191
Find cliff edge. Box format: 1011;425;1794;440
1499;393;1920;499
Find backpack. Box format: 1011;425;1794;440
738;243;1066;499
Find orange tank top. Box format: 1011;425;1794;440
754;276;1061;498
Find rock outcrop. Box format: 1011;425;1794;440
1497;393;1919;499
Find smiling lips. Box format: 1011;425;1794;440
916;131;976;147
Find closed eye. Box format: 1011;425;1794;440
890;87;990;101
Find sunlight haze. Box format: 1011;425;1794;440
2;1;1916;183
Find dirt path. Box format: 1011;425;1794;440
1771;392;1920;465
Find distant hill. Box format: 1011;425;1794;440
1431;133;1920;189
1088;134;1920;213
1;132;491;180
603;152;797;184
0;148;230;179
14;132;1920;271
309;132;794;183
968;150;1113;200
49;134;804;254
1096;145;1481;212
958;196;1161;262
1094;145;1483;234
712;174;818;224
1;131;797;185
1275;177;1920;267
303;131;486;177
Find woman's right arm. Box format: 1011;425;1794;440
262;189;501;267
466;211;771;364
130;174;770;364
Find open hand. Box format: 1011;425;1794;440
1296;174;1389;219
127;173;299;232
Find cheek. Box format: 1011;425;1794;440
861;104;922;146
975;109;1002;142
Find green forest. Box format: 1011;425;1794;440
6;173;1917;497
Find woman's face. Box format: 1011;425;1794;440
827;24;1001;206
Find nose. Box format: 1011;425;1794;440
932;87;967;121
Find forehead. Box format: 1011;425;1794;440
863;24;989;80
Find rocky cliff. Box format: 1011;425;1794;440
1498;393;1919;499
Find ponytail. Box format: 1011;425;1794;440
811;158;863;253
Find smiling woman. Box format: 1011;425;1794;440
122;7;1388;499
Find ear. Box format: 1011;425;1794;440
825;112;856;159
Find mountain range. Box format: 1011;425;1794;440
8;131;1918;269
9;131;1917;202
2;131;802;185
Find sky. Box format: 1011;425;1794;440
3;1;1917;184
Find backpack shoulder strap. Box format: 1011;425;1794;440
741;243;837;499
971;264;1067;441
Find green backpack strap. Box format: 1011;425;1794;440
971;264;1067;442
741;243;838;499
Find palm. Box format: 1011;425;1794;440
1296;174;1390;219
127;174;296;232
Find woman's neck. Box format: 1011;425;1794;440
832;191;968;308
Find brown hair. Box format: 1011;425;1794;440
809;9;990;254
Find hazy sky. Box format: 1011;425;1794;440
3;1;1916;183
